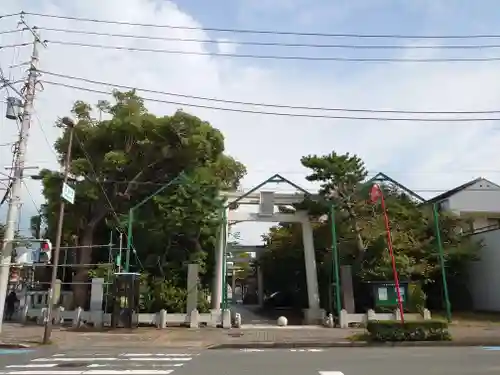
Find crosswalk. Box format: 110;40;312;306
0;352;196;374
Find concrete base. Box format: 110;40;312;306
303;308;325;325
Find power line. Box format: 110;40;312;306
45;40;500;63
41;80;500;122
0;42;31;50
32;106;60;162
33;27;500;50
0;13;22;20
23;11;500;40
39;70;500;115
72;132;144;270
0;30;21;36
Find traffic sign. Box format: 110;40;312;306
61;182;75;204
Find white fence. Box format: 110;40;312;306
24;305;232;329
16;284;233;329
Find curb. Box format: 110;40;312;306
208;340;500;349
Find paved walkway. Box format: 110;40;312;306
4;322;500;349
232;304;277;326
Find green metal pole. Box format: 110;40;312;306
221;210;228;310
122;172;187;273
330;204;342;319
125;208;133;272
432;203;452;322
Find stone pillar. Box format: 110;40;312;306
211;209;228;310
301;219;321;323
90;278;104;311
186;263;199;314
340;265;355;313
211;223;223;310
257;266;264;307
231;269;236;304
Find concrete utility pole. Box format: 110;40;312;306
43;117;75;344
0;33;42;333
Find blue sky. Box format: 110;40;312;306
2;0;500;242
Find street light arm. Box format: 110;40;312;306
124;171;187;272
131;172;187;211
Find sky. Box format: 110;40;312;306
2;0;500;244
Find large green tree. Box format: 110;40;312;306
260;151;481;311
37;91;245;306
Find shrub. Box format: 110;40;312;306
407;283;427;313
366;320;451;342
139;278;211;313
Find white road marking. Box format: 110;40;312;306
290;349;324;352
4;352;191;374
5;363;57;368
120;354;193;357
125;358;191;361
32;357;191;362
0;371;174;374
319;372;345;375
87;364;183;368
239;349;264;352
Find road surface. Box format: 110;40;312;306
0;346;499;374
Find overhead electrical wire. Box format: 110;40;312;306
44;40;500;62
22;11;500;40
72;132;144;270
39;70;500;115
41;79;500;122
0;42;31;50
0;29;22;36
33;27;500;50
0;13;22;20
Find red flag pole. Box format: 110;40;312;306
379;191;405;324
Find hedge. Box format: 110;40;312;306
366;320;451;342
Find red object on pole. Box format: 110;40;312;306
370;184;405;323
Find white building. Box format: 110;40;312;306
428;177;500;311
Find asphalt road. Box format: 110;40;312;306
0;346;499;374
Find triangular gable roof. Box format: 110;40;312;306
364;172;426;202
427;177;500;204
225;173;312;208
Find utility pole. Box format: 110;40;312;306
0;28;44;333
43;117;75;344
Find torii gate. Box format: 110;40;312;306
212;174;324;324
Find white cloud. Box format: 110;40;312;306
1;0;500;243
216;39;238;55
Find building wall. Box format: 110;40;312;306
447;180;500;214
468;228;500;312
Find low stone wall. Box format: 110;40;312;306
338;308;432;328
21;307;233;329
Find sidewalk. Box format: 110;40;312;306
3;323;500;349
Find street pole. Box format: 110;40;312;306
42;117;75;344
0;37;41;333
432;203;452;322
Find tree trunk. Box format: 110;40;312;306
72;227;93;308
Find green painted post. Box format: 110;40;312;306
432;203;452;322
330;204;342;319
124;172;187;273
125;208;133;272
221;209;228;310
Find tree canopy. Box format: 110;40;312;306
259;151;481;311
30;92;480;313
36;90;245;306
